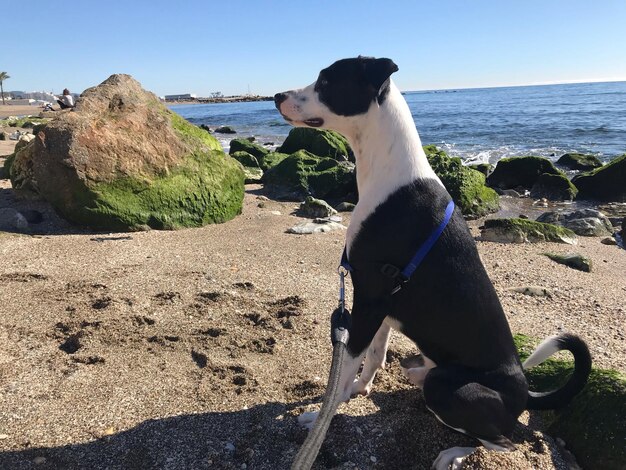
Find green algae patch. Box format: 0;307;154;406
278;127;353;161
263;150;355;199
2;116;51;128
530;173;578;201
557;153;603;171
423;145;499;218
515;334;626;470
73;150;244;231
169;112;222;152
481;218;578;244
229;138;269;161
260;152;289;171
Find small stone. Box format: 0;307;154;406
370;456;377;463
544;252;592;272
225;442;236;452
103;426;116;436
33;457;46;465
0;434;8;440
508;286;552;298
601;237;617;245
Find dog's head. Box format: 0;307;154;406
274;56;398;133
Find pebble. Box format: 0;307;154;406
33;457;46;465
225;442;236;451
0;434;8;440
601;237;617;245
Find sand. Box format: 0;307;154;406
0;135;624;468
0;105;45;120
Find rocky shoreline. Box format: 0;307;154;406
0;75;624;469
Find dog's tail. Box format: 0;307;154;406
523;333;592;410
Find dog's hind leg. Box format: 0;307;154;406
423;366;521;469
351;321;391;396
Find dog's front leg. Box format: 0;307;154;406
298;299;386;430
351;321;391;396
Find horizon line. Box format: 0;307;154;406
402;78;626;94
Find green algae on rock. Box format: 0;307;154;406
229;138;270;161
557;153;603;171
487;156;563;189
530;173;578;201
480;218;578;244
543;252;592;272
423;145;499;218
572;154;626;202
515;334;625;470
262;150;356;199
278;127;353;161
8;74;244;231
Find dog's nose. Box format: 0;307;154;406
274;92;288;109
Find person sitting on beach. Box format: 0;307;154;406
56;89;75;109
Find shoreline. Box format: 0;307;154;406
166;95;273;106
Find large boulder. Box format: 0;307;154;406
530;173;578;201
480;218;578;244
557;153;603;171
572;154;626;202
515;334;625;470
423;145;499;219
486;156;562;189
8;74;244;231
262;150;356;199
278;127;353;162
536;209;614;237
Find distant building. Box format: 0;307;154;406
164;93;197;102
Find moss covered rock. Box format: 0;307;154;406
260;152;289;171
423;145;499;218
229;138;269;162
278;127;353;161
557;153;603;171
9;74;244;231
2;116;51;128
486;156;563;189
515;334;625;470
543;252;592;272
263;150;356;199
572;154;626;202
468;162;494;176
480;218;578;244
230;151;263;183
530;173;578;201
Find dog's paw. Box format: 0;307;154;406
350;379;371;397
298;411;319;430
432;447;475;470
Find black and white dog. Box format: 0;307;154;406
275;57;591;469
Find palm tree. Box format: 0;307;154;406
0;72;9;105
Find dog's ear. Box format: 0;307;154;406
364;58;399;91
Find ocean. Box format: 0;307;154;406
171;81;626;164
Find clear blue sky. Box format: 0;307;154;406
3;0;626;97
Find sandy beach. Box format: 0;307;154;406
0;105;45;119
0;124;624;469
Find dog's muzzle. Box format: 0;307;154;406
274;92;288;109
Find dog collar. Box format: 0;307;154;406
340;199;455;294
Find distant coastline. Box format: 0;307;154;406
165;95;273;105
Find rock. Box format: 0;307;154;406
287;218;346;234
572;154;626;202
200;124;211;132
230;151;260;168
259;152;289;172
468;162;493;176
621;216;625;240
543;252;592;272
242;166;263;184
0;131;6;140
557;153;603;171
263;150;356;200
229;138;269;162
480;218;578;244
536;209;614;237
2;153;15;179
14;133;35;152
486;156;563;189
335;202;356;212
215;126;236;134
8;74;244;231
278;127;353;161
298;196;337;218
530;173;578;201
0;208;29;232
508;286;552;297
423;145;499;219
601;237;617;246
515;334;626;470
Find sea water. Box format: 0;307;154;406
171;81;626;164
